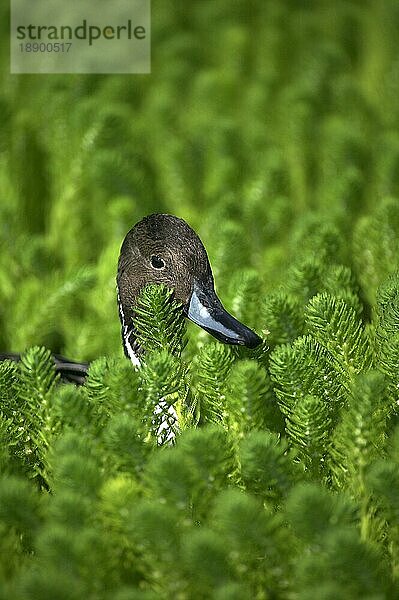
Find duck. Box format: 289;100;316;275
117;213;261;366
1;214;262;444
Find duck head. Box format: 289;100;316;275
117;214;262;361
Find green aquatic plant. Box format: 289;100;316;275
1;0;399;596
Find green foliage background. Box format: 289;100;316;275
1;1;399;598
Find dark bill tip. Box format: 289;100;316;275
187;285;262;348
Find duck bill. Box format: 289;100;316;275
187;285;262;348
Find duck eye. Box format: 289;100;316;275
150;255;165;269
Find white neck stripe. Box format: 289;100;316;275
117;289;141;368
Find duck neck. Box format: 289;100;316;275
117;289;142;367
